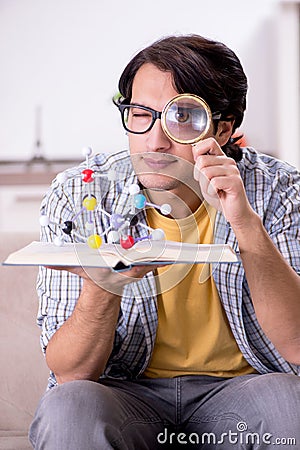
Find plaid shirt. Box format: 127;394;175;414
36;148;300;388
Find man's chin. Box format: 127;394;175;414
136;174;179;192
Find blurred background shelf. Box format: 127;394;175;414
0;158;81;185
0;158;80;232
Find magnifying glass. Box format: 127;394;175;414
161;94;221;145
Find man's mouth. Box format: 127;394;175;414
142;155;177;171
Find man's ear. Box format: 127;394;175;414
215;119;235;146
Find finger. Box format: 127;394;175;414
195;155;235;171
198;169;210;196
203;169;243;198
194;157;225;182
207;179;220;198
193;155;237;185
208;175;244;198
44;265;80;274
199;163;240;181
124;264;156;279
193;161;201;181
192;137;224;160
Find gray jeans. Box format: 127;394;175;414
29;373;300;449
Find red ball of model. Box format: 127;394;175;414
82;169;94;183
120;235;135;249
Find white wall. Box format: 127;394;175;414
276;1;300;169
0;0;298;166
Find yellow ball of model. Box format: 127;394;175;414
87;234;102;249
83;196;97;211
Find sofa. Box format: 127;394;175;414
0;231;49;450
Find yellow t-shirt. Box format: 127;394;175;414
144;202;255;378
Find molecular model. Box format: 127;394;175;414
39;147;172;250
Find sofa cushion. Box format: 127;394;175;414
0;432;33;450
0;232;49;442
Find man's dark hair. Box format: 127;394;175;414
118;34;248;161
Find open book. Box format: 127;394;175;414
3;240;239;271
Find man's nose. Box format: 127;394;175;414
146;118;172;152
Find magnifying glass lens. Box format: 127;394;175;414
163;95;211;144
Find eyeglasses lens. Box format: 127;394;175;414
123;106;153;133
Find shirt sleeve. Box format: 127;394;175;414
36;179;83;354
266;165;300;275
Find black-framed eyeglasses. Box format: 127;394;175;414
113;93;222;145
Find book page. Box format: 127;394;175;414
3;242;120;268
123;240;238;264
3;240;239;268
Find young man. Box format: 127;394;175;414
29;35;300;449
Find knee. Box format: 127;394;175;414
245;373;300;405
30;380;122;449
243;373;300;432
38;380;115;423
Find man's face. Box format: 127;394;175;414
128;63;214;199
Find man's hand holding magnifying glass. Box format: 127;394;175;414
192;136;256;232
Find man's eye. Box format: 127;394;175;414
175;110;190;123
166;106;193;125
131;110;152;118
133;112;150;117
